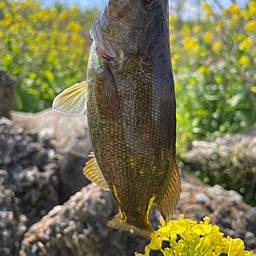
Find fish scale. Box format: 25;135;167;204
52;0;180;238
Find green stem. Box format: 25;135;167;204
197;236;206;256
201;242;214;256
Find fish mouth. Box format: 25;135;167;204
96;44;118;63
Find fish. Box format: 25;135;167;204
52;0;181;239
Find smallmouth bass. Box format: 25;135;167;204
53;0;180;238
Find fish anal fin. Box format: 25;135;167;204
107;213;153;239
155;161;181;221
52;81;87;116
83;153;110;191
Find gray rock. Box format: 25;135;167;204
0;68;15;119
20;184;159;256
0;118;28;165
173;182;256;252
11;109;91;202
195;193;211;204
0;118;59;255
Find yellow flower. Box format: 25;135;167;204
193;25;201;33
201;1;210;10
228;238;245;256
212;41;221;52
241;10;251;20
215;25;222;33
5;54;13;63
237;34;245;41
204;32;213;43
239;37;252;51
182;37;200;53
239;56;250;68
228;14;240;28
224;3;240;15
244;20;256;33
249;1;256;16
0;2;6;8
71;33;85;44
170;15;177;23
169;35;176;42
71;5;78;15
201;1;213;17
182;25;191;36
198;66;208;73
59;10;69;20
250;86;256;92
172;53;180;65
67;21;81;32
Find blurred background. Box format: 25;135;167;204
0;0;256;204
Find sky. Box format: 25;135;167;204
40;0;249;10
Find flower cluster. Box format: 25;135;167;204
0;0;95;112
135;215;256;256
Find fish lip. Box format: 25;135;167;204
96;43;118;63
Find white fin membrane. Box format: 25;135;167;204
52;81;87;116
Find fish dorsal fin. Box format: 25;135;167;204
52;81;87;116
155;161;181;221
83;153;110;191
107;212;153;239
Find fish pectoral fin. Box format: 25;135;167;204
52;81;87;116
155;161;181;221
107;213;153;239
83;152;110;191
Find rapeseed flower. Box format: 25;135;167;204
135;215;256;256
198;66;208;73
244;20;256;33
67;21;81;32
170;15;177;23
183;37;200;53
239;56;250;68
212;41;221;52
241;10;251;20
193;25;201;34
239;37;252;51
172;53;180;65
249;0;256;15
182;25;191;36
203;32;213;43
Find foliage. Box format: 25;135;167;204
135;215;256;256
169;1;256;150
193;143;256;206
0;0;98;112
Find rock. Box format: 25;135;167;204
0;118;28;165
19;181;256;255
0;118;59;255
183;130;256;202
20;184;160;256
11;109;91;203
172;182;256;252
0;68;15;119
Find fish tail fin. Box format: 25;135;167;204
155;161;181;221
106;213;153;239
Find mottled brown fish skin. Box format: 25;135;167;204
86;0;180;235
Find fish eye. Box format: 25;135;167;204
143;0;161;9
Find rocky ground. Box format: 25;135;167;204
0;111;255;256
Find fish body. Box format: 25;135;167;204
53;0;180;238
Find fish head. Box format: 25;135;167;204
90;0;169;62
